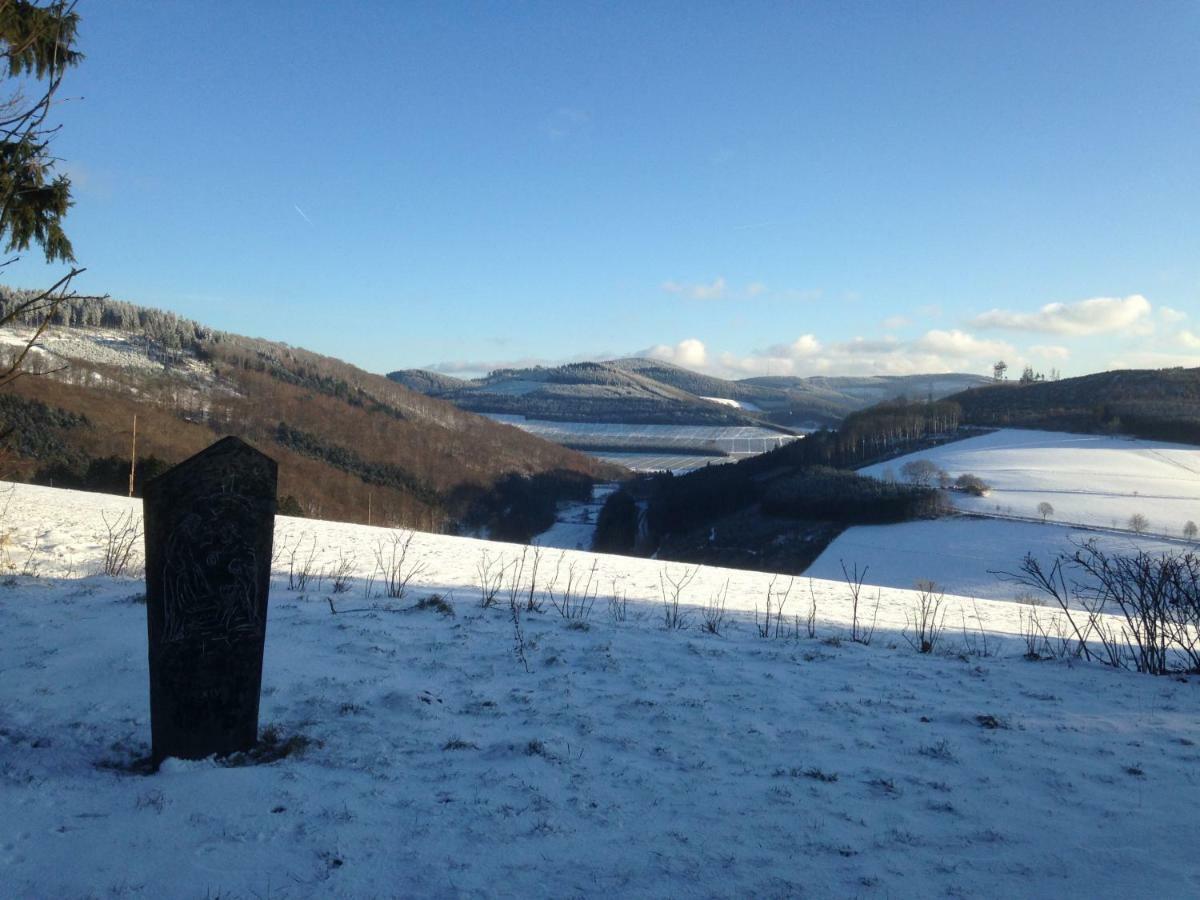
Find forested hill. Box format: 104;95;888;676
388;358;988;429
390;360;765;427
0;288;622;539
948;367;1200;445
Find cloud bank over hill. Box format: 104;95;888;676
427;294;1199;381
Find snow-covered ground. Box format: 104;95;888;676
533;483;618;551
863;429;1200;538
0;325;214;381
700;396;762;412
807;517;1187;602
3;482;1199;898
811;429;1200;602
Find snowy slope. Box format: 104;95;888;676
863;429;1200;538
3;482;1199;898
807;517;1185;602
808;429;1200;602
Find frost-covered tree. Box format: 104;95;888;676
1184;520;1198;542
1037;501;1054;522
1128;513;1149;534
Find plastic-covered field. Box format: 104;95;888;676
486;414;799;455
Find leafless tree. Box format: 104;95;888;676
901;459;940;487
904;580;947;653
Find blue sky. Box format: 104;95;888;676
7;0;1199;378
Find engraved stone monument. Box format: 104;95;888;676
143;436;278;765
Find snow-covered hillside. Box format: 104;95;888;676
863;429;1200;537
808;429;1200;600
3;482;1198;898
807;517;1185;602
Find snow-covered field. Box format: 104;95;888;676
3;482;1199;898
864;429;1200;538
809;429;1200;602
487;415;797;457
808;517;1186;603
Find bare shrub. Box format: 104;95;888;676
659;566;697;630
608;579;629;623
1018;605;1050;660
16;529;46;578
756;575;793;639
414;593;454;616
288;536;319;592
100;510;142;577
374;530;428;601
326;551;356;595
510;590;530;673
1003;542;1200;675
702;581;729;635
840;560;878;645
805;579;818;638
476;550;505;609
549;558;600;620
904;580;947;653
525;545;546;612
504;547;530;612
954;473;990;496
958;599;995;658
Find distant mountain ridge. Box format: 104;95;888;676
389;358;990;428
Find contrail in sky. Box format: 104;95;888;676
293;204;314;226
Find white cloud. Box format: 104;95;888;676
914;329;1012;359
745;282;768;298
1160;306;1188;324
640;338;708;369
881;315;910;331
662;277;727;301
1179;330;1200;350
1028;344;1071;361
1108;350;1200;370
712;328;1011;378
786;334;821;356
970;294;1152;336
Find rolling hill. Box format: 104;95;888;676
0;289;621;538
389;358;989;429
947;367;1200;444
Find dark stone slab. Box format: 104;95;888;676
142;436;277;765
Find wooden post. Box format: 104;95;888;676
128;414;137;497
